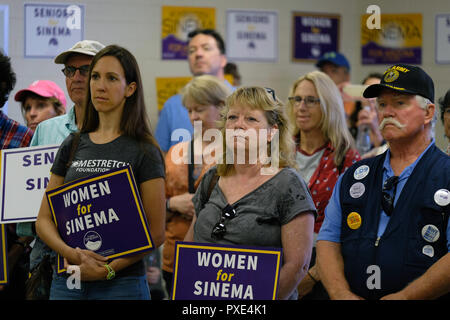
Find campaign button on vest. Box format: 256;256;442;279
349;182;365;198
421;224;440;243
353;165;370;180
434;189;450;206
422;245;434;258
347;212;362;230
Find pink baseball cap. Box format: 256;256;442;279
14;80;67;108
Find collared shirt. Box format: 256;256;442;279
155;80;235;152
155;94;192;152
0;111;33;149
318;140;450;251
30;105;78;146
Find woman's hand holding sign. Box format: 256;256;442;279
64;247;108;281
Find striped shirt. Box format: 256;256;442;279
0;111;33;149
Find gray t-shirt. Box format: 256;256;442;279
51;132;165;277
192;167;316;299
295;149;325;184
52;133;164;184
193;167;316;247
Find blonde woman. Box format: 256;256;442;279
287;71;361;299
185;86;316;300
162;75;231;295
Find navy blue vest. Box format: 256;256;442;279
339;144;449;299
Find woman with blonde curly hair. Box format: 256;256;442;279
287;71;360;299
185;86;316;300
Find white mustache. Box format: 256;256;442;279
379;117;406;130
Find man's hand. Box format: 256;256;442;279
169;193;195;217
146;266;161;285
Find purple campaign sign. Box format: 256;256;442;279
361;42;421;64
46;165;154;273
0;225;7;285
172;242;282;300
162;34;188;60
292;13;340;62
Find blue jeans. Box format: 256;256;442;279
49;273;151;300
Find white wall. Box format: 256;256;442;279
3;0;450;150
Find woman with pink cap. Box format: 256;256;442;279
14;80;67;131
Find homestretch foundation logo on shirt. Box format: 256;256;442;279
71;159;130;173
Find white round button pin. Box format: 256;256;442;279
349;182;365;198
353;165;370;180
434;189;450;207
422;245;434;258
421;224;440;243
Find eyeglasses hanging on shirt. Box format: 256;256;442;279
211;204;237;240
381;175;399;216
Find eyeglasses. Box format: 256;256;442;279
381;176;399;216
61;65;90;78
288;96;321;107
211;204;237;240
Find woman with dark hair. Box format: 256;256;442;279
36;45;165;300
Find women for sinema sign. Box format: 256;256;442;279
172;242;282;300
292;12;340;62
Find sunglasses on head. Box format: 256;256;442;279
211;204;237;240
381;176;399;216
264;87;277;101
61;65;90;78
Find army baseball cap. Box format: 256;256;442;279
363;64;434;102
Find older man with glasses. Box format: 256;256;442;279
317;64;450;300
16;40;105;299
29;40;105;146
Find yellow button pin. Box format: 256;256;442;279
347;212;362;230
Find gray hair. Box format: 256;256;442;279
415;95;432;109
416;95;436;139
